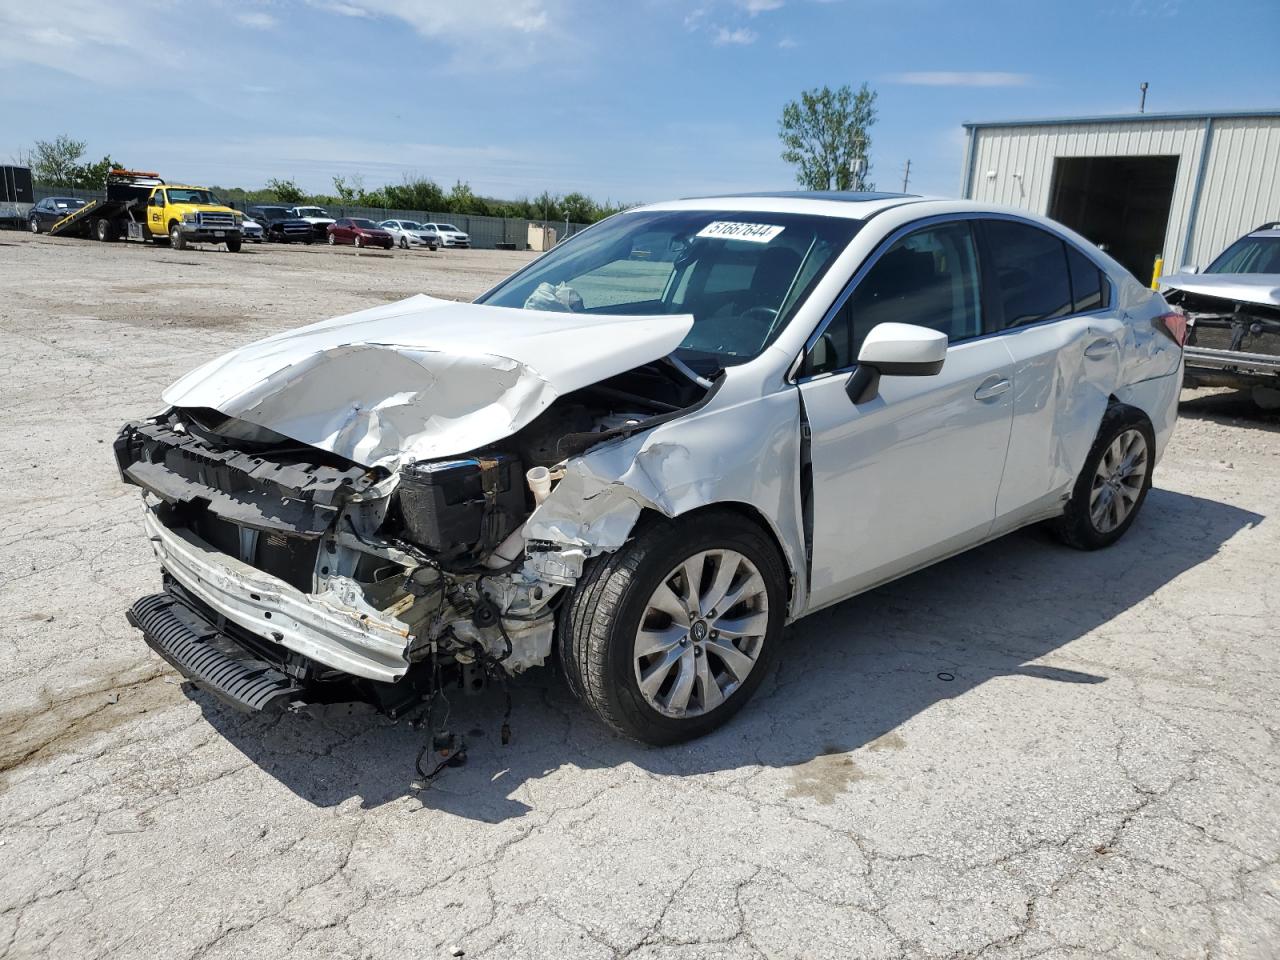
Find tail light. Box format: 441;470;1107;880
1153;310;1188;347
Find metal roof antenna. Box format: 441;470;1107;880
1139;82;1149;114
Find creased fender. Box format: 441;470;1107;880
523;379;809;616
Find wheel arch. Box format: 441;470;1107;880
635;501;796;608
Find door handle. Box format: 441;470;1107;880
1084;338;1114;360
974;377;1011;401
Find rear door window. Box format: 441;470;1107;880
1065;244;1108;313
982;220;1073;329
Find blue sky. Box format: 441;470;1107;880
2;0;1277;203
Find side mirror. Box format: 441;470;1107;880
845;322;948;404
1178;264;1199;274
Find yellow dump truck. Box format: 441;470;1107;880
48;169;244;251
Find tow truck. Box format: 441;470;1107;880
48;170;243;251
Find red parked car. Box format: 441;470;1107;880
327;218;395;249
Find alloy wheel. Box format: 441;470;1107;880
1089;428;1148;533
633;549;769;718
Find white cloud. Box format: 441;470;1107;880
884;71;1032;87
308;0;555;37
0;0;174;81
737;0;784;13
777;35;798;48
713;26;758;45
236;11;278;29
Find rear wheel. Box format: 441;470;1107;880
95;218;117;242
559;512;787;745
1051;405;1156;550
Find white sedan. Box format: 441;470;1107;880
379;219;440;250
422;222;470;248
117;192;1184;745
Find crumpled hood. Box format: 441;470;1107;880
162;294;694;470
1161;272;1280;307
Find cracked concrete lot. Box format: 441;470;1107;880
1;231;1278;960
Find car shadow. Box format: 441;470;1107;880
1180;387;1280;432
191;487;1263;823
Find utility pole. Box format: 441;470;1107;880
1139;82;1148;114
902;158;912;193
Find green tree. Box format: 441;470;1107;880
72;155;119;189
561;191;598;224
444;180;478;214
385;174;445;212
779;83;877;191
31;135;87;187
331;175;358;203
266;177;306;203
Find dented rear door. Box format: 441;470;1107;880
978;219;1122;519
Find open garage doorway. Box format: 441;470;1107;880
1048;155;1178;281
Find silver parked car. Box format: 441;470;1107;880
117;192;1184;744
1160;221;1280;406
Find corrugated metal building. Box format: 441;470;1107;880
960;110;1280;281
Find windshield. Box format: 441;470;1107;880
53;198;85;208
439;224;461;232
166;188;217;205
400;221;421;230
1206;236;1280;274
296;207;330;217
257;207;287;218
478;209;861;369
351;218;378;229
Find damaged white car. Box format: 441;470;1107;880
118;192;1185;744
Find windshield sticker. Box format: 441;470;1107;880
696;221;785;243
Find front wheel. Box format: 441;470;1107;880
226;236;242;253
327;233;336;245
1051;405;1156;550
29;217;40;234
353;235;363;249
558;512;786;745
169;223;186;250
399;236;408;249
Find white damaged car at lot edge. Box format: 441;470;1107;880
116;193;1185;744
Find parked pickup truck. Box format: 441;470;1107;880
47;170;244;251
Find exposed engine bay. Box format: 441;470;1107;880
116;357;711;712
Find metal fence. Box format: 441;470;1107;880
32;185;590;250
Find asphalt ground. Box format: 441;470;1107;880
1;229;1277;959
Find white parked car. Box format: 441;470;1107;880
117;192;1184;744
423;222;470;248
239;213;264;242
379;219;441;250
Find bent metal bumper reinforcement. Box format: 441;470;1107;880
127;592;303;712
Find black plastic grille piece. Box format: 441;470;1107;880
127;592;303;713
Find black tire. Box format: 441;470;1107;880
95;218;116;242
1051;404;1156;550
29;217;40;234
558;511;787;745
399;236;409;249
169;223;186;251
226;236;242;253
327;233;336;246
354;235;363;249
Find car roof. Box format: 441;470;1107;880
638;191;932;220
